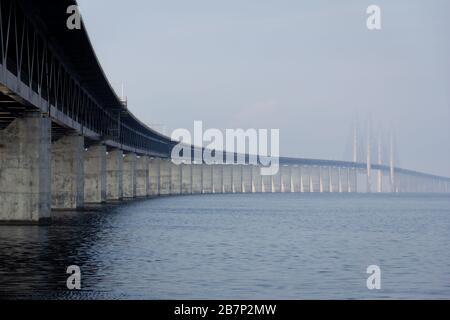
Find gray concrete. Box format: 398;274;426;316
202;164;213;194
148;158;160;196
252;166;262;193
51;134;84;209
170;162;182;195
232;165;243;193
123;153;137;198
261;173;272;193
136;156;149;197
212;165;223;193
291;166;301;192
159;159;171;195
192;164;203;194
281;166;291;193
242;165;252;193
311;167;320;192
84;145;107;204
0;115;51;224
348;168;357;193
272;167;282;193
222;165;233;193
106;149;123;201
301;166;311;192
181;163;192;194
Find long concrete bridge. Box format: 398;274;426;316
1;0;449;224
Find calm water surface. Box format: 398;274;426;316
0;193;449;299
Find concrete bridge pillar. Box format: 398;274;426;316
319;167;325;193
181;163;193;194
300;167;305;193
232;165;243;193
305;167;314;192
242;165;253;193
52;134;84;209
123;153;137;198
310;167;320;192
136;156;149;197
280;166;291;193
290;166;300;192
159;159;171;195
261;172;272;193
202;164;213;194
348;168;357;193
222;165;233;193
212;165;223;193
252;166;262;193
170;162;182;195
0;115;51;224
191;164;202;194
84;145;107;204
325;167;335;193
106;149;123;201
148;158;160;196
272;167;282;193
377;169;383;193
338;168;343;193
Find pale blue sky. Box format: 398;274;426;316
77;0;450;176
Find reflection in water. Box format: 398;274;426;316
0;194;450;299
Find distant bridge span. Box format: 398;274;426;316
1;0;449;224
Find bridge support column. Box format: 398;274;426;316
300;167;305;193
242;165;252;193
272;166;282;193
170;162;182;195
377;169;383;193
290;166;300;192
202;164;213;194
290;166;296;192
52;134;84;209
222;165;233;193
123;153;137;198
307;167;314;192
280;166;291;193
348;168;357;193
0;115;51;224
338;168;343;193
261;172;271;193
252;166;262;193
148;158;160;196
328;167;334;193
319;167;324;193
212;165;223;193
181;163;192;194
159;159;171;195
191;164;202;194
106;149;123;201
232;165;243;193
84;145;107;204
136;156;149;197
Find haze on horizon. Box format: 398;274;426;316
77;0;450;177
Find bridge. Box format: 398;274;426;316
0;0;449;224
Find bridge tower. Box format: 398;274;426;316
377;132;383;193
389;132;396;193
366;126;372;193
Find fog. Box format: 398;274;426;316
77;0;450;176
